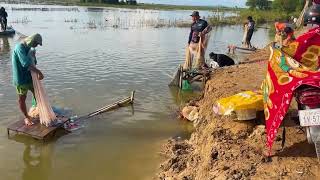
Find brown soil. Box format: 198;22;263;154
158;47;320;180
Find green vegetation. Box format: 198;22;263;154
76;2;228;11
27;0;236;11
207;0;305;27
80;0;122;4
20;0;307;28
245;0;305;12
208;15;240;26
239;9;294;24
243;0;304;23
272;0;305;12
246;0;271;10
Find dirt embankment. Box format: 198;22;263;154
158;48;320;180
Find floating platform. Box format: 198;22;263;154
7;91;135;141
7;116;69;140
0;28;16;36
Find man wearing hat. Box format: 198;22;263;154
188;11;209;45
186;11;211;69
12;33;44;126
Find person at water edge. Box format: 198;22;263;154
188;11;209;45
244;16;255;49
12;34;44;126
274;20;295;47
188;11;211;68
0;7;8;31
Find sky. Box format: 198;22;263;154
138;0;246;7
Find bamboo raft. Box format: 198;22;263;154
7;91;135;141
7;116;69;141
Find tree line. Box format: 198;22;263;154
80;0;119;3
246;0;305;12
80;0;137;5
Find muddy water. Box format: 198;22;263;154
0;4;270;180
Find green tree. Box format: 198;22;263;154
257;0;271;10
246;0;257;9
272;0;305;12
246;0;271;10
102;0;119;3
81;0;119;3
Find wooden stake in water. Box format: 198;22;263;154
315;139;320;162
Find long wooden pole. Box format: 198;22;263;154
87;90;135;117
296;0;311;28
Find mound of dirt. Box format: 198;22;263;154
159;47;320;180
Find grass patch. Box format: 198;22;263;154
208;9;301;26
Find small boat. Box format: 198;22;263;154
228;44;257;54
235;46;257;52
0;27;16;36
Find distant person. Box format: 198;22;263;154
187;11;212;69
0;7;8;31
274;20;295;47
209;52;235;67
12;34;44;126
245;16;255;48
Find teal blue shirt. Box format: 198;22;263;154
12;43;32;86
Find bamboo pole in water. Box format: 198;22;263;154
87;91;135;117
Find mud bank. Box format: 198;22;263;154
159;48;320;180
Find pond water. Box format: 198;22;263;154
0;4;270;180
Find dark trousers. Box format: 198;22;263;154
246;29;254;48
1;17;7;30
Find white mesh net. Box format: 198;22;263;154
183;27;212;70
29;49;56;127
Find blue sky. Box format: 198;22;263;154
138;0;246;7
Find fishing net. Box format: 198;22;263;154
168;65;182;86
183;27;212;70
242;24;248;46
29;49;56;126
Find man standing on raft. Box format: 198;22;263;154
12;34;44;126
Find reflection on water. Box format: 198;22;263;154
7;135;54;180
22;142;53;180
169;86;200;106
0;37;10;53
0;3;271;180
0;37;12;89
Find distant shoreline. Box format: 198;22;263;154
0;0;240;11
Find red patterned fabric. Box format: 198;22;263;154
262;27;320;154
